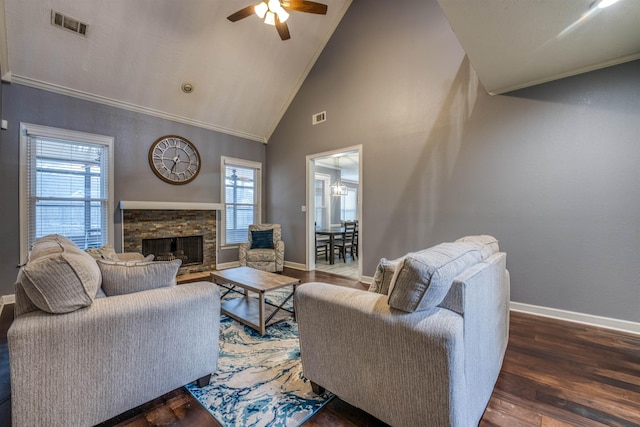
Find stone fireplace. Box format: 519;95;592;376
120;201;221;276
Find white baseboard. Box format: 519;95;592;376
360;275;373;285
215;261;240;270
510;302;640;335
284;261;307;271
1;294;15;315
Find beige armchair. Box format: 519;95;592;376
238;224;285;272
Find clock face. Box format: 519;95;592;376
148;135;201;185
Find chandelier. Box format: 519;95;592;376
330;156;348;197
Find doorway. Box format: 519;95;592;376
306;145;362;280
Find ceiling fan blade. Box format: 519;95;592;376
282;0;328;15
227;4;258;22
275;17;291;40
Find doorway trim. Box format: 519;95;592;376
305;145;362;278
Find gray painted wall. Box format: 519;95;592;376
0;83;265;295
265;0;640;322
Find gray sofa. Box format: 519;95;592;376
8;234;220;427
295;236;510;427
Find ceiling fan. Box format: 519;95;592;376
227;0;328;41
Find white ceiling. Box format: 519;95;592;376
1;0;351;143
437;0;640;95
1;0;639;143
315;151;358;182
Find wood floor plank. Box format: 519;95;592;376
1;269;638;427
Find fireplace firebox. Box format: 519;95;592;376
142;235;203;266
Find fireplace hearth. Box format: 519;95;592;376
142;235;203;266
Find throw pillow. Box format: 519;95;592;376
85;244;120;261
97;259;181;296
387;242;482;313
20;250;101;314
251;229;274;249
368;257;403;295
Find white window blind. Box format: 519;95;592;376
222;157;261;245
20;124;114;257
340;183;358;222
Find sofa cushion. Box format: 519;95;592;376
20;249;101;314
251;229;274;249
455;235;499;259
368;257;403;295
387;242;482;313
97;259;181;296
85;244;120;261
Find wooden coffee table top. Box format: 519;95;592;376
210;266;299;293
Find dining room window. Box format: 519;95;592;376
314;173;330;229
221;157;262;245
340;182;358;222
19;123;114;260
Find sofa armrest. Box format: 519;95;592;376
8;282;220;427
294;282;466;427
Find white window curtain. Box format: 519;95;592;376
221;157;262;245
20;123;114;259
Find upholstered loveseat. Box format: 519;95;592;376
8;234;220;427
295;235;510;427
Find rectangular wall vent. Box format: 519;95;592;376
51;10;88;36
312;111;326;125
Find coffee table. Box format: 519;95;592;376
211;267;300;335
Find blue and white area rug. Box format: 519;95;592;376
186;288;333;427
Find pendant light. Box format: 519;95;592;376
330;156;348;197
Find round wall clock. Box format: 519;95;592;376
148;135;201;185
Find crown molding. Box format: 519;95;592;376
11;74;268;144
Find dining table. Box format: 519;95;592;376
314;226;345;265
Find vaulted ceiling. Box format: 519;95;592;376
1;0;638;143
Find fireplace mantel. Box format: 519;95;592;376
119;201;222;211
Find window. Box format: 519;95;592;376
20;123;114;259
340;182;358;222
314;173;330;229
221;157;261;245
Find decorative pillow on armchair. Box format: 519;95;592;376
250;229;274;249
387;242;482;313
97;259;182;296
20;250;102;314
369;257;404;295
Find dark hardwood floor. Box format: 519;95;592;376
1;268;639;426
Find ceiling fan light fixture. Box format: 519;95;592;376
276;8;290;23
254;2;268;18
264;11;276;25
596;0;620;8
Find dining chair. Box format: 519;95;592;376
315;233;329;261
335;221;357;263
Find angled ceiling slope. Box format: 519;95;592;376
2;0;351;143
437;0;640;95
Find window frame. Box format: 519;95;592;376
19;123;114;260
220;156;262;247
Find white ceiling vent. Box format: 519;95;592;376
51;10;88;36
312;111;326;125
